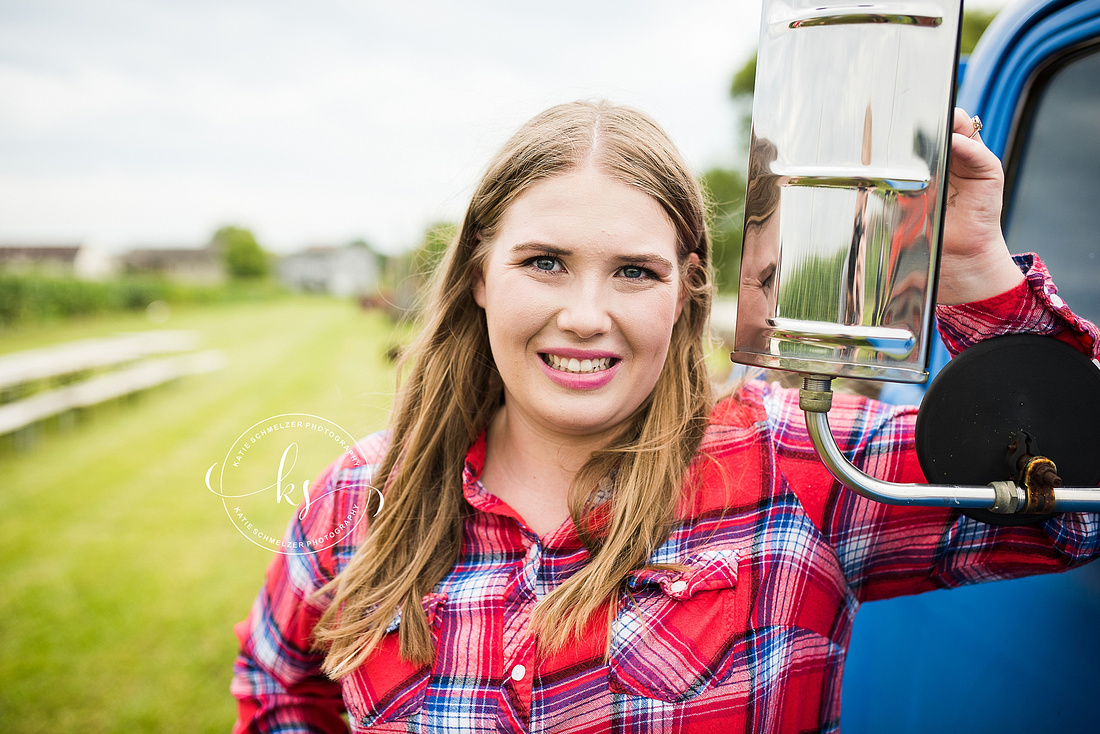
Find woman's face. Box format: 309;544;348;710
734;215;779;353
472;165;690;443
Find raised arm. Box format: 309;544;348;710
771;249;1099;601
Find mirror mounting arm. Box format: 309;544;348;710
797;376;1100;513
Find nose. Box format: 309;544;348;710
556;279;612;338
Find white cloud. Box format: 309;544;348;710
0;0;763;253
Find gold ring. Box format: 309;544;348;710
968;115;983;138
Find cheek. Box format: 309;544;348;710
626;296;679;360
483;287;552;352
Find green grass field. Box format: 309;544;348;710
0;297;407;732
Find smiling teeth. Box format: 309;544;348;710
545;354;613;373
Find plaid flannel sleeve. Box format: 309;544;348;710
230;457;349;734
936;253;1099;359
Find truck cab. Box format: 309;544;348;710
842;1;1100;730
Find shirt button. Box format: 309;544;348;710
1050;294;1065;308
668;579;688;594
510;664;526;681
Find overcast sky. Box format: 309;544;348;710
0;0;1005;255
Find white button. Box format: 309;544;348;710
510;664;526;681
668;580;688;594
1050;294;1065;308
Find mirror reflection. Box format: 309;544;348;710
733;0;963;382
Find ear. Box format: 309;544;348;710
472;268;487;308
469;230;489;308
675;252;700;321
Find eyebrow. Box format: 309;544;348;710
509;242;675;270
510;242;572;257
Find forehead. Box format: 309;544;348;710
491;167;678;256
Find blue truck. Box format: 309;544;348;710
843;0;1100;730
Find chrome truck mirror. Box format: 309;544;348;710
731;0;1100;518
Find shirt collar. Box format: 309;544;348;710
461;431;586;550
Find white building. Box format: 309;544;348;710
278;245;379;297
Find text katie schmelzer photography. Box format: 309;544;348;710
204;413;381;555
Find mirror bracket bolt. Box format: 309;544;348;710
799;375;835;413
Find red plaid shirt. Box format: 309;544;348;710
233;255;1099;733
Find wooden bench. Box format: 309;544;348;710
0;331;223;436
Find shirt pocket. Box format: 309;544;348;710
608;550;740;703
344;591;447;732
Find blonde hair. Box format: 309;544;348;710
314;100;714;675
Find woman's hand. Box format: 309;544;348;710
936;107;1025;305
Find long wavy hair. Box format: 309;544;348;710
314;100;714;675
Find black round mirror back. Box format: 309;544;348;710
915;334;1100;525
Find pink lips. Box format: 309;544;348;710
538;350;620;390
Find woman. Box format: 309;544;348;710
232;101;1099;733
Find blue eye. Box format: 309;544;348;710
527;256;563;272
619;265;655;280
